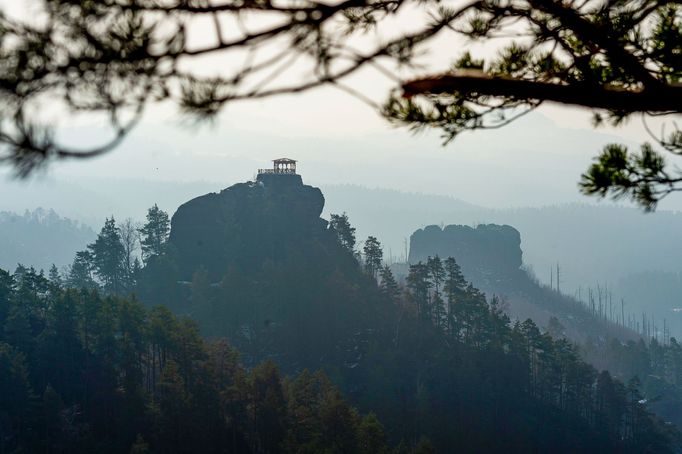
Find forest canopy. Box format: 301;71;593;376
0;266;393;453
2;254;679;452
5;199;676;452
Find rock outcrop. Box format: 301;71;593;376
408;223;637;342
409;224;523;289
169;173;327;280
141;172;386;373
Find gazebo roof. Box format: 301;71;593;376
274;158;297;163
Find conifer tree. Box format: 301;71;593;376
88;217;126;295
48;265;61;287
139;205;170;264
406;262;432;321
443;257;467;334
363;236;383;279
427;256;445;294
379;266;400;303
443;257;467;303
67;251;97;291
329;213;356;254
47;264;62;299
0;269;14;326
427;256;446;328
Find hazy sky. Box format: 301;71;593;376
2;0;681;213
4;100;675;212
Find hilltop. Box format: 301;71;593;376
408;224;639;343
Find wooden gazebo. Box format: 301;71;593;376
258;158;297;175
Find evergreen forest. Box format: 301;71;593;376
2;196;680;453
3;0;682;450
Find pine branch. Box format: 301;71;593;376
402;71;682;113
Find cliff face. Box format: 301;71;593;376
409;224;523;287
142;173;387;373
169;173;327;280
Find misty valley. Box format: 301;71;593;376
3;0;682;451
2;166;682;453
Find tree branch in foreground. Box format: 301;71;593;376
402;72;682;113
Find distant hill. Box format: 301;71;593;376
0;208;95;271
322;186;682;289
322;185;682;336
0;177;221;227
408;223;639;343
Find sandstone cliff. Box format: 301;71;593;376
169;173;328;281
409;224;523;290
408;223;637;342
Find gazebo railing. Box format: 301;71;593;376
258;168;296;174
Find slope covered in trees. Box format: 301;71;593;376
409;223;640;343
407;221;682;440
583;335;682;432
127;174;678;452
0;266;389;454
